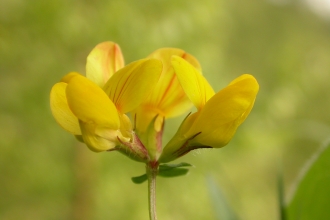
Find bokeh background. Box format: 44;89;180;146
1;0;330;219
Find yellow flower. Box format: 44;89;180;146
159;56;259;162
50;42;259;165
50;42;162;157
131;48;201;160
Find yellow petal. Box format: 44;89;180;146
133;107;159;134
118;113;133;139
86;41;124;87
159;112;200;162
148;48;201;72
79;121;119;152
60;72;81;83
171;56;215;111
187;74;259;147
132;49;201;133
103;59;162;113
50;82;81;135
66;74;120;128
229;74;258;124
146;48;201;117
228;73;255;86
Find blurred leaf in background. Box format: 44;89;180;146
207;177;240;220
1;0;330;219
286;140;330;220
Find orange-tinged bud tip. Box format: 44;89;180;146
86;41;125;87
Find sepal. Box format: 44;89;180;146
116;132;150;162
159;112;201;162
159;130;211;163
75;135;84;142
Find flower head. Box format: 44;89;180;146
50;41;259;164
159;56;259;162
50;42;162;161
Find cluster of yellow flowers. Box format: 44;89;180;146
50;42;259;163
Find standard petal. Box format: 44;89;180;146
146;48;201;117
50;82;81;135
86;41;124;87
133;48;201;133
148;48;201;72
133;107;159;134
132;49;202;134
103;58;163;113
187;74;259;147
66;74;120;128
171;56;215;111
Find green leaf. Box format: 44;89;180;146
131;162;193;183
207;177;239;220
277;168;286;220
158;167;190;178
158;162;192;178
286;141;330;220
131;174;148;184
159;162;192;171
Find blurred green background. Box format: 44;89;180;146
1;0;330;219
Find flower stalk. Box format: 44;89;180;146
146;161;159;220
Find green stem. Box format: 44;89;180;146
146;162;158;220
